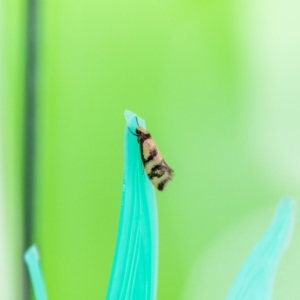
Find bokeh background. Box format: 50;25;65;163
1;0;300;299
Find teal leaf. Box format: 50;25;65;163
225;197;296;300
106;110;158;300
24;245;48;300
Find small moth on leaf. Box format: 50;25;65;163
129;118;174;191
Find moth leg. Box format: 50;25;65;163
139;157;145;175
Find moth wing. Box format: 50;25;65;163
141;134;174;191
141;138;156;161
144;138;173;175
143;137;159;157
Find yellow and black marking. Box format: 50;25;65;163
130;121;173;191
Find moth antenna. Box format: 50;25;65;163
127;126;138;136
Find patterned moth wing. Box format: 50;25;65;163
136;126;174;191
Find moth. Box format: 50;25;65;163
129;118;174;191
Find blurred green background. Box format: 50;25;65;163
1;0;300;299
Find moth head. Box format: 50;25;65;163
136;126;148;135
136;126;151;140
